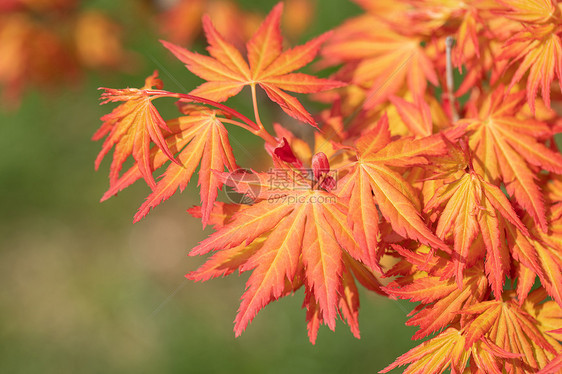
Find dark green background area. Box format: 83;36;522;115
0;1;418;373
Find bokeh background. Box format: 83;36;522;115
0;0;418;372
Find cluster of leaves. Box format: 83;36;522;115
94;1;562;373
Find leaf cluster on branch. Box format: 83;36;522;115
94;1;562;372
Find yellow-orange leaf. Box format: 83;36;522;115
461;88;562;232
94;71;179;189
426;168;529;295
385;265;488;340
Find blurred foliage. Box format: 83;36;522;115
0;0;419;373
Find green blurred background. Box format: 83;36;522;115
0;0;418;372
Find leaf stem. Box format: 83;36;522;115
148;90;260;131
250;84;278;146
220;118;278;145
251;84;264;129
148;89;278;147
219;118;260;133
259;128;279;147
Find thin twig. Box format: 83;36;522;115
445;36;459;122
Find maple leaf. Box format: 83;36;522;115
98;116;189;202
425;163;531;296
303;260;369;344
336;114;450;269
522;288;562;371
537;354;562;374
161;2;344;127
511;203;562;307
94;71;179;189
462;295;558;373
545;174;562;204
385;260;489;340
389;95;433;137
460;88;562;232
187;202;243;230
136;108;237;226
384;244;445;278
495;0;562;111
321;14;438;108
380;326;519;374
496;0;558;25
99;108;238;226
187;153;381;341
505;30;562;112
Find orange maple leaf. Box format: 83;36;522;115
98;116;190;203
496;0;562;111
187;154;382;342
385;262;489;340
523;288;562;371
99;107;238;226
94;71;179;189
460;88;562;232
512;203;562;307
425;163;530;296
389;95;434;137
135;107;238;225
496;0;558;25
537;354;562;374
380;326;519;374
336;114;451;269
321;14;438;108
462;295;558;373
161;2;344;126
